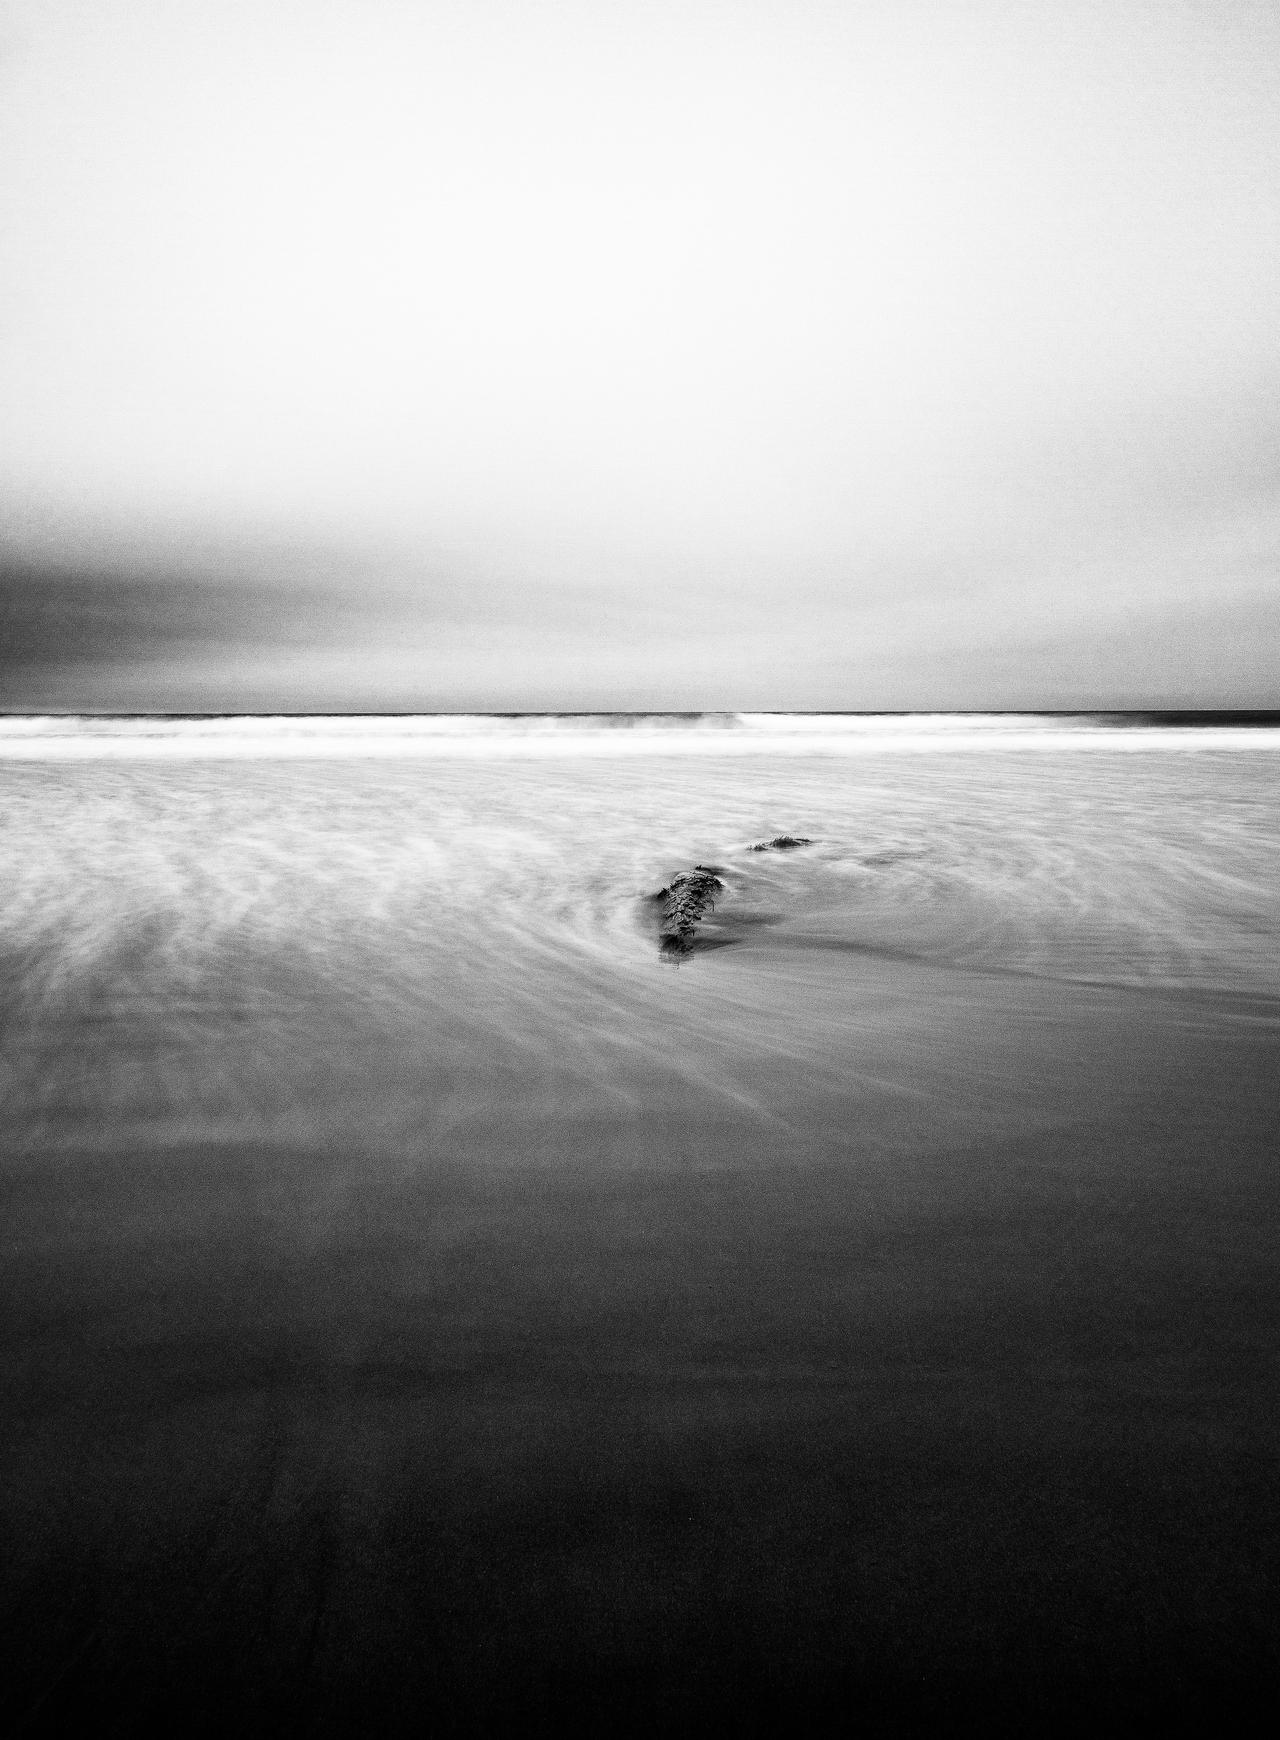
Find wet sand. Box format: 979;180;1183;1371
5;930;1280;1735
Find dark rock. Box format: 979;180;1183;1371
654;868;725;956
748;835;814;852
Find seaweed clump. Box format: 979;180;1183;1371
653;866;725;957
749;835;814;852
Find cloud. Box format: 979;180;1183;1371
2;3;1279;707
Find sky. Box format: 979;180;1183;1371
2;0;1278;711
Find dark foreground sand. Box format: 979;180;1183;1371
4;932;1279;1736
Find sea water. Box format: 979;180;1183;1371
3;716;1279;1730
2;716;1277;1146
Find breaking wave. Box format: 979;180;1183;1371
2;711;1279;758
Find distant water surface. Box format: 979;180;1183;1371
3;708;1279;756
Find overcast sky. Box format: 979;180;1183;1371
2;0;1278;710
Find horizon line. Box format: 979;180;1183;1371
3;709;1279;724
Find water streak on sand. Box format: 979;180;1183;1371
1;735;1277;1157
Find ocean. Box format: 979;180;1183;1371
3;715;1279;1732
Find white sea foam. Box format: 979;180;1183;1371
2;712;1278;758
2;746;1276;1146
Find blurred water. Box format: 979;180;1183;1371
3;709;1277;755
1;732;1277;1155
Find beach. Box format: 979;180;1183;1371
3;721;1279;1732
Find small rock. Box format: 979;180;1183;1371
654;867;724;956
